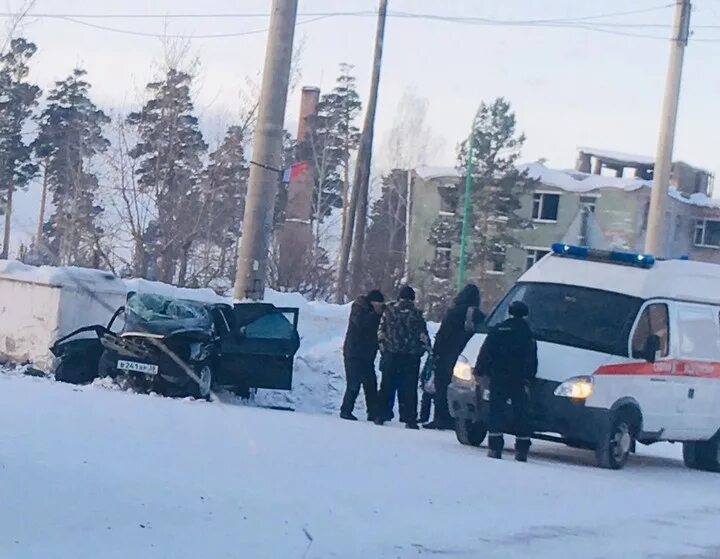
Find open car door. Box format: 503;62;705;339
217;303;300;391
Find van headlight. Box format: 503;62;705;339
554;376;594;399
452;356;474;383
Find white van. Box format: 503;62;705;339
448;243;720;471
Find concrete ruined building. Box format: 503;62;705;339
405;148;719;309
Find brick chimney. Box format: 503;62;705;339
275;86;320;290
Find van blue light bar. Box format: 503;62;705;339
551;243;655;269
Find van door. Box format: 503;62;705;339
629;301;679;437
673;303;720;440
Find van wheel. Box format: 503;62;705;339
683;437;720;473
596;411;637;470
455;419;487;447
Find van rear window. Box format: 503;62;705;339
487;282;642;356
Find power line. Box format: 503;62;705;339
55;14;333;39
0;5;675;21
2;4;718;42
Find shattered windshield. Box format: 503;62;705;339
126;293;211;325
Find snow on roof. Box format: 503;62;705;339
413;161;720;208
414;166;459;180
522;162;720;209
577;147;655;167
522;253;720;305
0;260;125;292
521;161;650;193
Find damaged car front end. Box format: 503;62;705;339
98;292;223;399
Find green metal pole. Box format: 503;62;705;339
457;122;474;291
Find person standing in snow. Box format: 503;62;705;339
375;285;431;429
340;290;386;421
474;301;538;462
423;284;485;430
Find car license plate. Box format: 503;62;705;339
117;360;159;375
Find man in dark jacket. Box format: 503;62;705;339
341;290;385;421
474;301;538;461
376;285;431;429
424;284;485;430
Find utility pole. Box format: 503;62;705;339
234;0;298;300
335;0;388;303
645;0;691;256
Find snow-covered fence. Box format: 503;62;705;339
0;261;127;370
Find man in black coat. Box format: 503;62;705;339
340;290;385;421
424;284;485;430
376;285;431;429
475;301;538;462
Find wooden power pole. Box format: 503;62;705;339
335;0;388;303
234;0;298;300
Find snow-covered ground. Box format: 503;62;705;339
2;372;720;559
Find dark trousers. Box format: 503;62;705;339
378;353;421;424
341;354;378;419
419;392;433;423
432;356;454;425
487;379;531;452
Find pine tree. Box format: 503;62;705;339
127;68;207;284
0;38;41;259
422;98;536;319
363;169;407;296
33;68;110;267
299;63;361;232
459;98;536;275
192;125;248;288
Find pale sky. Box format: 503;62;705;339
6;0;720;249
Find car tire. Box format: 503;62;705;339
596;410;637;470
190;364;213;400
683;436;720;473
455;419;487;447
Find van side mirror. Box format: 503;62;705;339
643;334;661;363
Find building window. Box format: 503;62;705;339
694;219;720;248
532;192;560;222
488;245;506;274
525;248;550;270
439;194;456;215
579;195;597;213
433;242;452;278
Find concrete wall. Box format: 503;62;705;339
0;276;126;371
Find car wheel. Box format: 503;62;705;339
190;364;213;400
683;436;720;473
455;419;487;447
596;411;637;470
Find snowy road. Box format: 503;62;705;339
2;373;720;559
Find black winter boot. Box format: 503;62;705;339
488;433;504;459
515;438;531;462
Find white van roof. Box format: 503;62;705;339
521;253;720;305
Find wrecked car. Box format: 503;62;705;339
50;292;301;399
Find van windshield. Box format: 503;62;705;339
487;282;643;356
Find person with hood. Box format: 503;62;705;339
340;289;386;421
474;301;538;462
375;285;431;429
423;284;485;430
